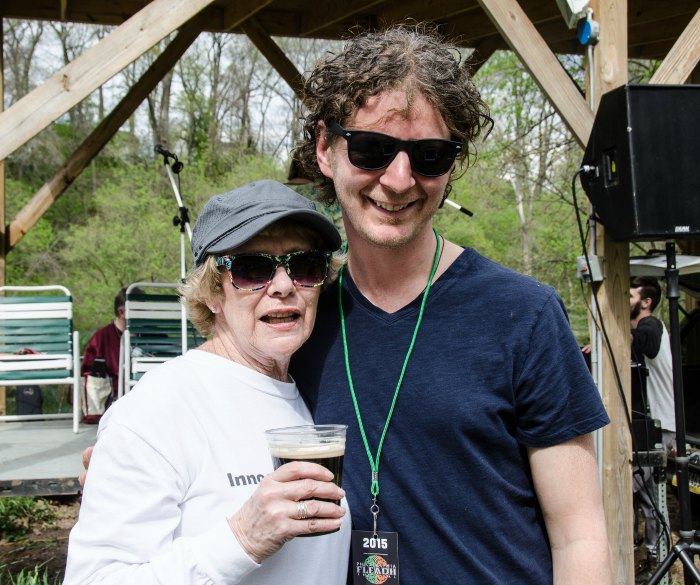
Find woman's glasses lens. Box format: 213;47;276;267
224;251;329;290
230;256;274;290
287;253;328;286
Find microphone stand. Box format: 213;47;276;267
154;145;191;354
443;198;474;217
647;241;700;584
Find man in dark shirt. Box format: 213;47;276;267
630;275;674;580
630;276;675;450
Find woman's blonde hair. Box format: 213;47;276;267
180;219;345;337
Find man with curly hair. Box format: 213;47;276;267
290;24;613;584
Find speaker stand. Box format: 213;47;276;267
647;241;700;584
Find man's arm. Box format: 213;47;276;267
632;316;663;359
81;331;99;376
529;433;613;585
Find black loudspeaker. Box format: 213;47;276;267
580;84;700;242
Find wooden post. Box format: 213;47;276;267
476;0;631;577
589;1;632;583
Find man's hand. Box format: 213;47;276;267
79;446;94;488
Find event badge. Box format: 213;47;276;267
351;530;400;584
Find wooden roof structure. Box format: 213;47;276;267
0;0;698;253
1;0;697;59
1;1;700;582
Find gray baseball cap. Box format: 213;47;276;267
191;180;341;266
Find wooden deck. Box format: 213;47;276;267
0;419;97;497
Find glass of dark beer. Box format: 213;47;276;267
265;424;347;535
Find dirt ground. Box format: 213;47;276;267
0;495;78;582
1;487;700;583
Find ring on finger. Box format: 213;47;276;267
296;500;309;520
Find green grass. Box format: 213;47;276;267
0;567;61;585
0;498;56;542
3;387;72;416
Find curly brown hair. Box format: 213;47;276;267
294;22;493;206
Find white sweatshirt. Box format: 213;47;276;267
64;350;351;585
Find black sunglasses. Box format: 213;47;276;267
215;250;331;291
327;119;463;177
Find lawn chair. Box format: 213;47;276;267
118;283;201;397
0;286;81;433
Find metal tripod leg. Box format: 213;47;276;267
646;540;700;585
656;467;670;585
644;242;700;585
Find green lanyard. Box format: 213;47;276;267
338;228;441;510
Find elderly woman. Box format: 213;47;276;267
65;180;350;584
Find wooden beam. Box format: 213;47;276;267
449;0;567;47
380;0;480;28
587;1;632;583
595;234;632;585
650;8;700;84
301;0;385;36
222;0;274;31
0;0;217;163
476;0;594;147
5;13;206;251
629;0;699;29
240;16;305;101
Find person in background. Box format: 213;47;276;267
65;180;350;584
630;275;675;580
81;287;145;423
290;23;613;584
81;287;134;400
630;276;675;453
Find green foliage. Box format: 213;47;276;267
0;498;56;543
0;567;61;585
2;33;608;345
466;50;592;342
57;165;180;333
4;152;288;338
436;172;519;264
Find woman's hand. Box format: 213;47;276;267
79;446;94;488
228;462;346;563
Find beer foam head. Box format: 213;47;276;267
269;441;345;459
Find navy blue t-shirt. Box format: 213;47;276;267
290;247;609;584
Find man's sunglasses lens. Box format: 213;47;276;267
410;140;458;175
349;133;397;171
346;131;459;177
230;252;329;290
